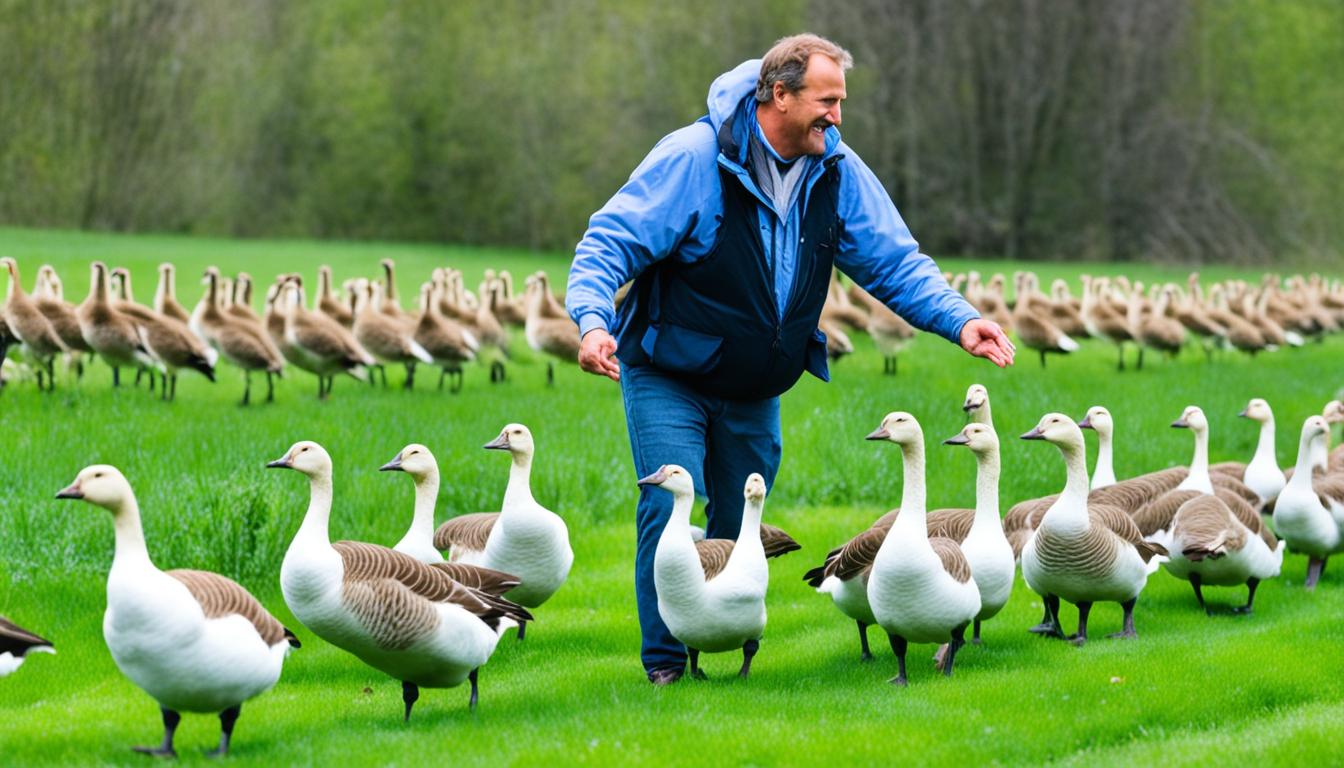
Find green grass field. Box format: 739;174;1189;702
2;228;1343;766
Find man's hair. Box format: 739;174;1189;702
755;34;853;103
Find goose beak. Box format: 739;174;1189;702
266;455;293;469
943;434;971;446
54;482;83;500
1020;427;1045;440
962;400;982;413
865;428;890;441
1171;419;1189;429
483;434;510;451
1237;408;1249;418
1077;416;1093;430
379;456;404;472
636;467;669;487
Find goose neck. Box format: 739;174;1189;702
1179;426;1214;493
891;440;927;535
407;470;440;545
1253;419;1277;466
295;472;334;545
109;497;155;574
662;487;696;538
1056;439;1091;508
973;448;1001;524
972;402;993;428
1092;428;1116;487
1291;431;1322;484
502;453;536;509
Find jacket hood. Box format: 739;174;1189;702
706;59;842;166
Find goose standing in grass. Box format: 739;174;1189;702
354;281;433;389
1162;492;1283;614
313;266;354;328
476;280;511;383
78;262;156;389
110;268;217;401
1;257;69;390
1013;275;1079;368
434;424;573;639
1020;414;1167;644
269;441;529;721
278;281;373;398
638;467;798;679
153;263;194;327
865;412;980;684
414;282;478;392
1081;275;1134;371
1132;286;1185;369
523;276;580;385
32;265;92;380
1272;416;1344;589
850;283;915;375
0;617;54;677
193;268;284;405
941;422;1015;645
56;465;298;757
1077;406;1119;489
1209;398;1286;505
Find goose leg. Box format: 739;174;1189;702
1190;573;1208;614
892;355;898;375
36;367;46;391
45;358;56;391
942;623;967;676
546;361;555;386
688;648;707;680
738;638;759;678
169;373;178;402
1234;578;1259;614
1039;349;1046;368
887;633;908;687
1107;598;1138;639
265;371;275;402
113;365;121;387
1117;343;1125;371
1305;557;1325;590
241;370;252;406
438;368;447;390
1030;595;1065;638
160;372;170;401
491;360;506;383
404;362;415;390
516;620;526;641
401;681;419;722
857;620;874;661
135;367;144;387
1136;346;1145;370
452;369;464;393
972;618;982;645
1068;601;1092;646
468;668;479;710
206;704;241;758
132;707;180;758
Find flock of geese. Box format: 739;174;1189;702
5;387;1344;754
0;258;581;401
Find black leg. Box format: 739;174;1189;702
452;369;463;393
516;620;526;641
439;368;447;390
1030;595;1065;638
206;704;241;758
1039;349;1047;368
402;681;419;722
943;624;967;677
404;362;415;390
739;638;759;678
1108;598;1138;639
241;370;252;406
1190;573;1208;614
1305;557;1325;590
1117;343;1125;371
135;367;144;387
1235;578;1260;614
113;365;121;387
170;373;178;401
46;358;56;391
887;633;908;686
265;371;274;402
1137;346;1145;370
688;648;707;680
892;355;898;375
132;707;180;758
546;361;555;386
857;620;873;661
468;668;479;710
972;618;982;645
1068;601;1092;646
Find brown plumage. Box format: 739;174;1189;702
168;570;298;648
1171;496;1254;561
434;512;499;553
110;269;216;398
929;537;973;583
195;268;285;404
413;282;477;391
153;264;193;326
804;507;972;586
492;270;528;326
315;266;354;328
694;523;801;580
1;257;69;388
523;276;580;384
427;563;521;597
0;616;53;657
77;262;154;386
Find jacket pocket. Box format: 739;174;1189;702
805;327;831;382
641;322;724;375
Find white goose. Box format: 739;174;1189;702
1077;406;1118;489
866;412;981;685
1163;491;1283;614
269;441;529;721
941;422;1015;644
639;466;796;679
962;383;992;426
0;617;54;677
433;424;573;639
55;465;297;757
1272;416;1344;589
1020;414;1167;645
1210;398;1286;505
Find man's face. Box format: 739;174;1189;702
775;53;846;158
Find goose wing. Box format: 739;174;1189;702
433;512;499;553
823;526;888;581
1209;461;1246;479
695;539;735;580
928;537;973;583
1210;474;1261;507
428;563;521;596
0;616;52;655
1131;490;1200;536
760;523;802;558
1172;496;1244;561
1091;504;1168;562
1313;475;1344;510
927;508;975;543
168;569;298;647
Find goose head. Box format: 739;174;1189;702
962;384;988;414
1171;405;1207;433
1300;415;1329;445
55;465;133;511
484;423;535;458
636;464;695;496
1239;398;1273;423
743;473;767;504
865;411;922;447
381;443;437;479
1077;406;1113;437
943;422;998;454
1021;413;1083;448
266;441;333;478
1324;400;1344;425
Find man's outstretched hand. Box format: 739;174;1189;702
578;328;621;382
960;319;1015;368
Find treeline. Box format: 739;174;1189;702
0;0;1339;263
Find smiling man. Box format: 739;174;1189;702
566;34;1014;684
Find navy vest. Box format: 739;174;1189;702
615;151;842;401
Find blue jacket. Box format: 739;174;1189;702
566;59;978;346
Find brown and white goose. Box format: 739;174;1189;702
1161;493;1282;614
278;281;375;398
354;281;433;389
31;265;92;380
413;282;478;392
77;262;156;388
1209;398;1287;505
1272;416;1344;589
523;276;580;385
1;257;69;390
193;268;284;405
110;268;217;401
0;617;54;677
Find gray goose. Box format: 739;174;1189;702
77;262;155;388
1;257;69;390
0;616;54;677
195;268;284;405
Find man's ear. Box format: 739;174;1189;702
773;81;790;109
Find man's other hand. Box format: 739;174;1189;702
959;319;1015;368
579;328;621;381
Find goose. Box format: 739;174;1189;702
1133;286;1185;369
492;270;528;326
378;259;415;326
962;383;992;426
0;617;54;677
864;412;980;684
819;317;854;361
433;424;573;639
476;280;511;383
1047;279;1088;337
314;265;354;328
1;257;69;390
1209;398;1286;505
848;283;915;375
820;275;869;333
153;263;193;326
1077;406;1118;489
522;277;580;385
533;271;569;320
1013;274;1079;368
413;281;478;393
1019;414;1167;644
638;466;799;679
194;268;285;405
1272;416;1344;589
110;268;217;401
269;442;528;720
1081;275;1133;371
278;281;374;398
354;282;433;389
1162;493;1283;614
55;465;297;757
227;273;260;324
77;262;156;389
30;265;92;380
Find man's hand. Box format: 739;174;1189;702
959;319;1015;368
578;328;621;382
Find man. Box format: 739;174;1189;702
566;34;1014;684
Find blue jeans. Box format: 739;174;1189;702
621;364;783;674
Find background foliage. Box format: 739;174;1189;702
1;0;1340;262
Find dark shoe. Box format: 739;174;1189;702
647;667;684;686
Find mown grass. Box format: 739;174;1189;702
2;228;1343;766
